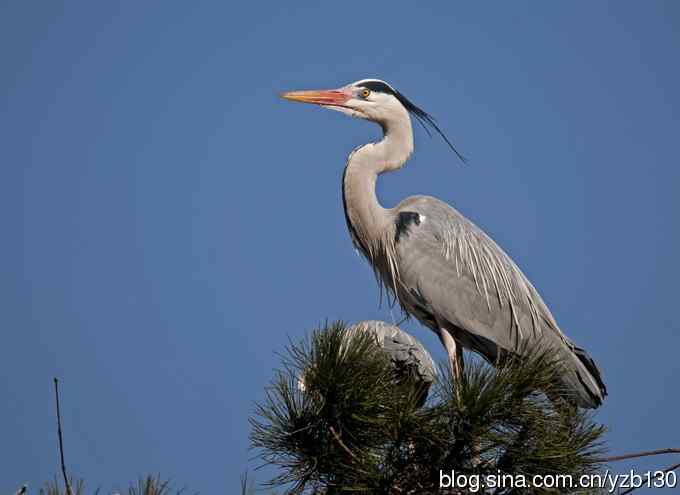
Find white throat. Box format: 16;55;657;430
342;110;414;249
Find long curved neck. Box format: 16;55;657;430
342;114;414;249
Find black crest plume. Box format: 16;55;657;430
360;80;467;163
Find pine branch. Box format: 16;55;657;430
329;426;357;460
595;447;680;463
250;321;609;494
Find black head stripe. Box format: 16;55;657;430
360;80;399;96
359;80;467;163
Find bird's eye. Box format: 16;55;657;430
360;88;371;99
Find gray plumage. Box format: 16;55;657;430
385;196;606;408
298;320;437;406
346;320;437;391
282;78;607;409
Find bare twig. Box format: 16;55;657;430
240;471;255;495
594;448;680;463
329;426;356;460
53;377;73;495
593;449;680;495
619;461;680;495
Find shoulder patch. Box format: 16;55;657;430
395;211;421;243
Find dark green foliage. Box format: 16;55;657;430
250;321;607;494
250;321;414;492
38;475;185;495
127;475;182;495
39;479;86;495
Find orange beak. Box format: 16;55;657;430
280;88;351;107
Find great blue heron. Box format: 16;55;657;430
298;320;437;406
282;79;606;408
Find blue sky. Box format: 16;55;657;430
2;1;679;492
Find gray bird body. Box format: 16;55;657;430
346;320;437;388
282;78;607;409
379;195;606;408
298;320;437;405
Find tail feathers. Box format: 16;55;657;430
575;346;607;401
563;346;607;409
442;320;607;409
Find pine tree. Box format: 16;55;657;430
250;321;607;494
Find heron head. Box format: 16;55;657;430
281;79;410;124
281;78;466;162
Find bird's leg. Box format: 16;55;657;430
437;328;481;466
455;341;464;377
437;328;464;384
